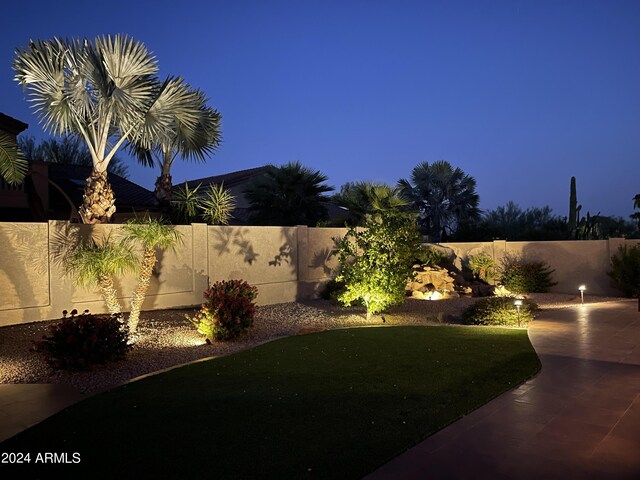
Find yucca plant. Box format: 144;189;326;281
13;35;196;224
63;236;138;314
200;183;236;225
123;217;182;333
171;182;202;223
0;131;27;185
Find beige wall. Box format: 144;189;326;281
0;220;635;327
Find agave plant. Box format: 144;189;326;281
0;131;27;185
128;78;221;205
123;217;182;334
13;35;190;224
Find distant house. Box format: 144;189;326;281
0;161;160;223
178;165;349;226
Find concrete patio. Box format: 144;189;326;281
367;300;640;479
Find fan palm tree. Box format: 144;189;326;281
398;160;480;242
123;217;182;334
333;181;411;226
245;161;334;226
0;131;27;185
19;135;129;178
128;78;221;205
13;35;181;223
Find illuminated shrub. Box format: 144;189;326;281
468;252;495;282
189;280;258;342
461;297;538;327
33;310;130;370
499;254;556;293
608;245;640;297
335;209;423;320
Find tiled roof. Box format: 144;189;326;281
0;112;28;136
179;165;270;190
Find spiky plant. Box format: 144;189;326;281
123;217;182;333
13;35;191;223
199;183;236;225
64;236;138;314
0;131;27;185
171;182;202;223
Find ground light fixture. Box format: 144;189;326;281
579;285;586;304
514;299;523;327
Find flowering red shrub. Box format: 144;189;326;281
189;280;258;342
33;310;130;370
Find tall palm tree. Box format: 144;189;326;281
398;160;480;242
245;161;334;226
19;135;129;178
333;181;411;226
129;78;221;205
632;194;640;228
123;217;182;334
0;131;27;185
13;35;180;223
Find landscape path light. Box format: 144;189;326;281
514;298;523;328
579;285;586;304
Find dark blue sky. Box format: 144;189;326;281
2;0;639;218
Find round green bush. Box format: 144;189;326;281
608;245;640;297
499;254;557;293
461;297;538;327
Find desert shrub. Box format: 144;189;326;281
335;208;423;320
468;252;495;282
608;244;640;297
189;280;258;341
499;254;557;293
461;297;538;327
33;310;130;370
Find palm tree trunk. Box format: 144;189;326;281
127;248;156;334
97;274;122;315
79;170;116;224
154;173;173;206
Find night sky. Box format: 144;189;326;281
1;0;639;218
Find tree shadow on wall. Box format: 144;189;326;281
268;228;297;277
210;227;259;265
309;247;336;277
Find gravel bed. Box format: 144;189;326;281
0;294;629;394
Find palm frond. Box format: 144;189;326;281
0;132;28;185
123;216;182;250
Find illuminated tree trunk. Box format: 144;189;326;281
98;274;122;315
79;170;116;224
154;172;173;206
127;248;157;334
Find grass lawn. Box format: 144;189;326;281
1;325;540;479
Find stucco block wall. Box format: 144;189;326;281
0;219;635;327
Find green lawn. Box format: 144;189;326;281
1;326;540;479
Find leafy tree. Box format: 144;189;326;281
335;207;423;320
13;35;187;224
245;161;334;226
333;182;411;226
608;245;640;298
123;217;182;334
18;135;129;178
398;160;480;242
0;131;27;185
127;78;221;205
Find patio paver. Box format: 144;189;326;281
366;300;640;479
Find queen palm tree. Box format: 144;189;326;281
123;217;182;334
129;78;221;205
398;160;480;242
245;161;334;226
13;35;184;223
0;131;27;185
